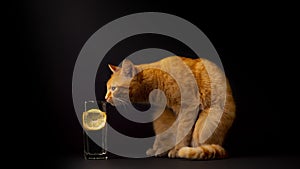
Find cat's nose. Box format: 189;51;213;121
105;92;110;100
106;97;113;105
105;95;111;102
105;96;110;102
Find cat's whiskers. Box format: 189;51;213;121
113;97;129;107
114;97;131;113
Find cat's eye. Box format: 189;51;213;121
111;86;117;91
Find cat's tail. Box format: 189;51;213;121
177;144;227;160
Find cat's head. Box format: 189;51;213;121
105;59;138;106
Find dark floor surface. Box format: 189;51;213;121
48;155;300;169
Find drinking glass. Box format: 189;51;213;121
83;100;108;160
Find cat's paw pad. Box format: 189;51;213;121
168;148;178;158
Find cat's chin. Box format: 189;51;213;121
108;101;123;107
108;102;115;106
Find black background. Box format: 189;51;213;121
16;0;299;165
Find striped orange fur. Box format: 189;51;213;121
105;56;236;160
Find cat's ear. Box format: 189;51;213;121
121;59;137;78
108;64;120;73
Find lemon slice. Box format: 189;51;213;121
82;109;107;131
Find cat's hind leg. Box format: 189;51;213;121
177;104;235;160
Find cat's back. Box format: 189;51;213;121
160;55;227;100
156;56;202;68
157;56;222;76
147;56;225;84
158;56;209;67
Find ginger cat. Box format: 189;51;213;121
105;56;235;160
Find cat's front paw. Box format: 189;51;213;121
147;148;168;157
168;148;178;158
146;148;156;156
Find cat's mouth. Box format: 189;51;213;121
106;99;115;106
106;97;115;106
